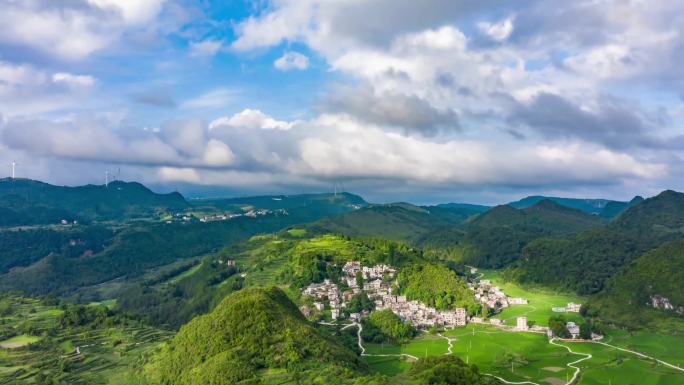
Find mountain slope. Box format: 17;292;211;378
312;202;480;242
596;238;684;329
144;287;372;385
419;200;606;268
0;178;188;225
515;190;684;295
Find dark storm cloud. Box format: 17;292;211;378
507;92;676;150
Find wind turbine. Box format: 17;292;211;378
105;171;110;188
11;161;16;179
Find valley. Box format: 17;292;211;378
0;179;682;384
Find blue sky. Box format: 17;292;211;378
1;0;683;204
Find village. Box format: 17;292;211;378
301;261;468;329
301;262;591;340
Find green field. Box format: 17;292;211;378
479;269;584;326
554;340;684;385
444;324;575;384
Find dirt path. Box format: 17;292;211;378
593;341;684;373
548;338;592;385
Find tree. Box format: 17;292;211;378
548;316;569;338
580;322;592;340
355;271;364;289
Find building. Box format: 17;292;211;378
331;309;340;320
508;297;528;305
314;302;324;311
516;316;528;331
566;322;580;338
566;302;582;313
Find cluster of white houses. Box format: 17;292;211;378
470;279;528;311
302;261;467;328
301;262;594;340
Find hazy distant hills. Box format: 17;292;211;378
507;195;643;219
438;194;643;219
0;178;188;225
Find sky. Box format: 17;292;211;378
1;0;683;204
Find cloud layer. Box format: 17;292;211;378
0;0;683;202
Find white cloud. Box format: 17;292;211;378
180;88;237;110
52;73;97;87
274;51;310;71
157;166;201;183
477;17;514;42
0;62;96;116
189;39;224;57
0;0;167;59
209;109;296;130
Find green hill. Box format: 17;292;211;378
514;190;684;308
0;212;326;297
312;203;479;242
594;238;684;330
144;287;374;385
419;200;606;268
0;178;188;225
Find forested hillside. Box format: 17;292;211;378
312;203;480;242
144;287;375;385
514;190;684;294
595;238;684;331
419;200;605;268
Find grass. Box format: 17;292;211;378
361;355;411;376
286;228;307;237
601;328;684;367
479;269;584;326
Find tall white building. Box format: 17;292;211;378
516;316;528;330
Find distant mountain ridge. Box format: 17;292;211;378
0;178;188;225
507;195;642;219
311;202;482;242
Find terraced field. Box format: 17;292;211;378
0;295;170;385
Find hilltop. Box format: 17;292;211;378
144;287;372;384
